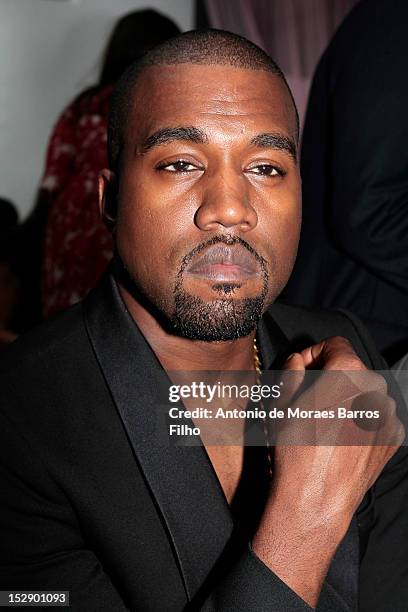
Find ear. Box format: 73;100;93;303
99;169;118;231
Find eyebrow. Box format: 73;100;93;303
137;126;297;163
138;126;208;155
250;132;297;162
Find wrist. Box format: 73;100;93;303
252;497;352;608
253;490;353;566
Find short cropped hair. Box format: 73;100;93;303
108;29;299;172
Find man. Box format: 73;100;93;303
1;31;407;611
282;0;408;365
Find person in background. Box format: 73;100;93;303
282;0;408;365
0;198;20;343
40;9;180;318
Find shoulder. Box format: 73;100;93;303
0;302;89;385
270;301;367;338
0;300;114;452
73;85;111;118
268;302;384;369
54;86;110;128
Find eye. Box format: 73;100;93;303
246;164;285;177
156;160;201;173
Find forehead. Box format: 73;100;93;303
127;63;297;145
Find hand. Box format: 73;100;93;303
274;336;404;511
252;336;404;607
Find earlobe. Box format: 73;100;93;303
99;169;118;231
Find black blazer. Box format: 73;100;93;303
283;0;408;364
1;274;408;611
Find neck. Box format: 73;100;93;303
118;282;256;372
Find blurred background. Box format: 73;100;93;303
0;0;193;218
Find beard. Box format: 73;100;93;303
171;235;269;341
172;291;265;341
113;235;269;342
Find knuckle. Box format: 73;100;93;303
330;337;365;369
335;335;352;347
370;372;388;394
327;336;353;350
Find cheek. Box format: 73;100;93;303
115;180;189;293
280;204;301;256
258;188;301;293
276;208;301;275
119;176;200;254
116;178;166;248
261;185;301;250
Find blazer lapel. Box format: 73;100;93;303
83;273;233;601
257;309;293;368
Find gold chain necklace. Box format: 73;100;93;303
253;337;273;479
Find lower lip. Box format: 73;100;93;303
185;263;259;282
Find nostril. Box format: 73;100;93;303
194;196;258;232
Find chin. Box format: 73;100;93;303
170;293;264;342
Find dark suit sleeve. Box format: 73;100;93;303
323;6;408;295
0;409;129;612
333;310;408;610
358;443;408;612
199;547;315;611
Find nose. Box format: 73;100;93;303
194;167;258;233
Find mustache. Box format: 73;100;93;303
178;235;268;278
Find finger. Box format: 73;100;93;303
283;352;305;372
300;336;366;371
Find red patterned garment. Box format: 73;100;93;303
41;85;114;318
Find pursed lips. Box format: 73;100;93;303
184;244;261;282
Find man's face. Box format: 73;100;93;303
109;63;301;340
